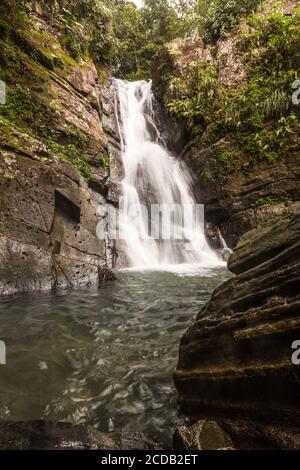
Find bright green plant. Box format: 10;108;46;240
251;194;291;208
46;138;92;180
203;0;262;42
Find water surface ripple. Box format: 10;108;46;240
0;268;228;446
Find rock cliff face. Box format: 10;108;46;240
153;0;300;248
174;203;300;449
0;2;123;295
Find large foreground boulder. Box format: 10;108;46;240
174;203;300;449
174;421;234;450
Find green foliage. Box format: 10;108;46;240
170;0;200;36
45;138;92;180
216;149;233;168
236;114;300;163
45;0;116;66
251;194;291;208
203;0;262;42
112;0;189;80
111;1;144;79
167;61;218;125
239;7;300;70
4;0;267;79
228;8;300;162
167;4;300;169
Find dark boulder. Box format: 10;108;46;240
174;203;300;449
174;421;234;450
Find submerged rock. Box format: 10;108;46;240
174;203;300;449
174;421;234;450
0;420;160;450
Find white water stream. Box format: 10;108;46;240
114;80;224;272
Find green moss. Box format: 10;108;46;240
100;155;110;170
0;117;29;151
0;83;92;181
216;149;233;168
21;28;77;73
251;194;291;208
0;81;61;140
45;138;92;181
0;0;102;182
203;171;214;183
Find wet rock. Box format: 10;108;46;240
102;80;125;201
0;6;124;295
174;421;234;450
174;203;300;449
205;223;232;261
185;149;300;249
0;421;160;450
216;248;232;262
0;129;115;296
205;223;223;250
99;267;117;284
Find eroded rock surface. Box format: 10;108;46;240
0;132;117;296
0;3;122;295
174;421;234;450
174;203;300;449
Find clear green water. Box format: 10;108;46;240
0;268;228;446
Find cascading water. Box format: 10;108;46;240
114;79;223;271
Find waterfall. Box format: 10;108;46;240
218;228;233;253
114;79;223;272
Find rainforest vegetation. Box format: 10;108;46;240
0;1;270;80
165;5;300;167
0;0;299;176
